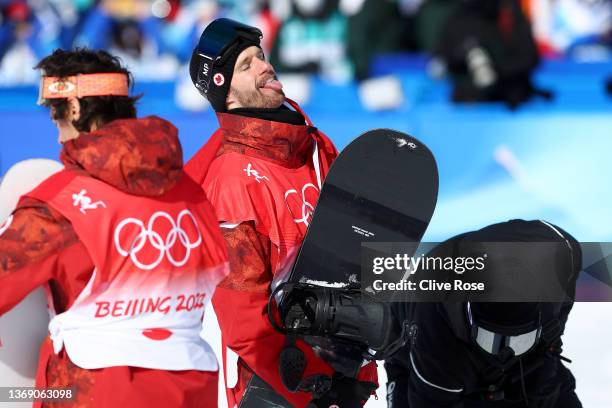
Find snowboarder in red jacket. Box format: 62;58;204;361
186;18;378;408
0;48;229;408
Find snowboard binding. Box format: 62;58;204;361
269;282;410;364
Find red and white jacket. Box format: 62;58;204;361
0;116;228;408
25;169;228;371
186;100;377;407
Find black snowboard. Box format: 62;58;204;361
279;129;439;375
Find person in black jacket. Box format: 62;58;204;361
385;219;582;408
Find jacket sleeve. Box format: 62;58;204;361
212;221;335;407
0;198;78;316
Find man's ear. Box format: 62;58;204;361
67;97;81;122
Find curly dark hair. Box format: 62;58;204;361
35;48;140;132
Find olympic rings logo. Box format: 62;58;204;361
284;183;319;227
113;210;202;270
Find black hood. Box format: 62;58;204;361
430;219;581;342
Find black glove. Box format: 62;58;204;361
306;374;377;408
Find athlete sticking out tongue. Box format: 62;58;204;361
186;18;378;408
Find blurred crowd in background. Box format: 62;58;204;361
0;0;610;106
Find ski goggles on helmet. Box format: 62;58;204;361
192;18;262;95
37;73;129;105
467;301;542;357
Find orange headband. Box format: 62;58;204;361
38;73;129;104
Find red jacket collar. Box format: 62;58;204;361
216;104;315;168
184;100;338;186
